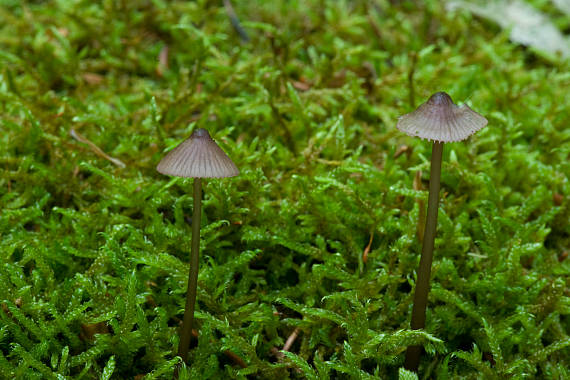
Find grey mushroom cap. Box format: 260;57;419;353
397;92;488;142
156;128;239;178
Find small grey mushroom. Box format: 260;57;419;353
398;92;487;371
157;128;239;178
157;128;238;370
397;91;487;142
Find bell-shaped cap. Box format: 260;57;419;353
157;128;239;178
397;92;488;142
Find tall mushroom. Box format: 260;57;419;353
397;92;487;371
157;128;239;367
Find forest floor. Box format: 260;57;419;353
0;1;569;379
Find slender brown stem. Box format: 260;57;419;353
405;141;443;371
177;178;202;366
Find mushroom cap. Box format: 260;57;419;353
157;128;239;178
397;92;488;142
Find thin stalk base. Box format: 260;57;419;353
405;141;443;371
177;178;202;367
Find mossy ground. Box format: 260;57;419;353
1;1;569;379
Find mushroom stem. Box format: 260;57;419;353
405;141;443;371
178;177;202;364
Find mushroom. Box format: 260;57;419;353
157;128;239;367
397;92;487;371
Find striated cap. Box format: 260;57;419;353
397;92;488;142
157;128;239;178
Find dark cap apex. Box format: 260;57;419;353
192;128;210;138
428;92;453;106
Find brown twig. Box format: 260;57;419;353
394;145;411;159
156;45;169;77
224;350;247;368
362;232;374;264
70;129;125;168
283;328;300;352
270;327;302;363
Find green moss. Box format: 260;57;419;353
0;0;568;378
